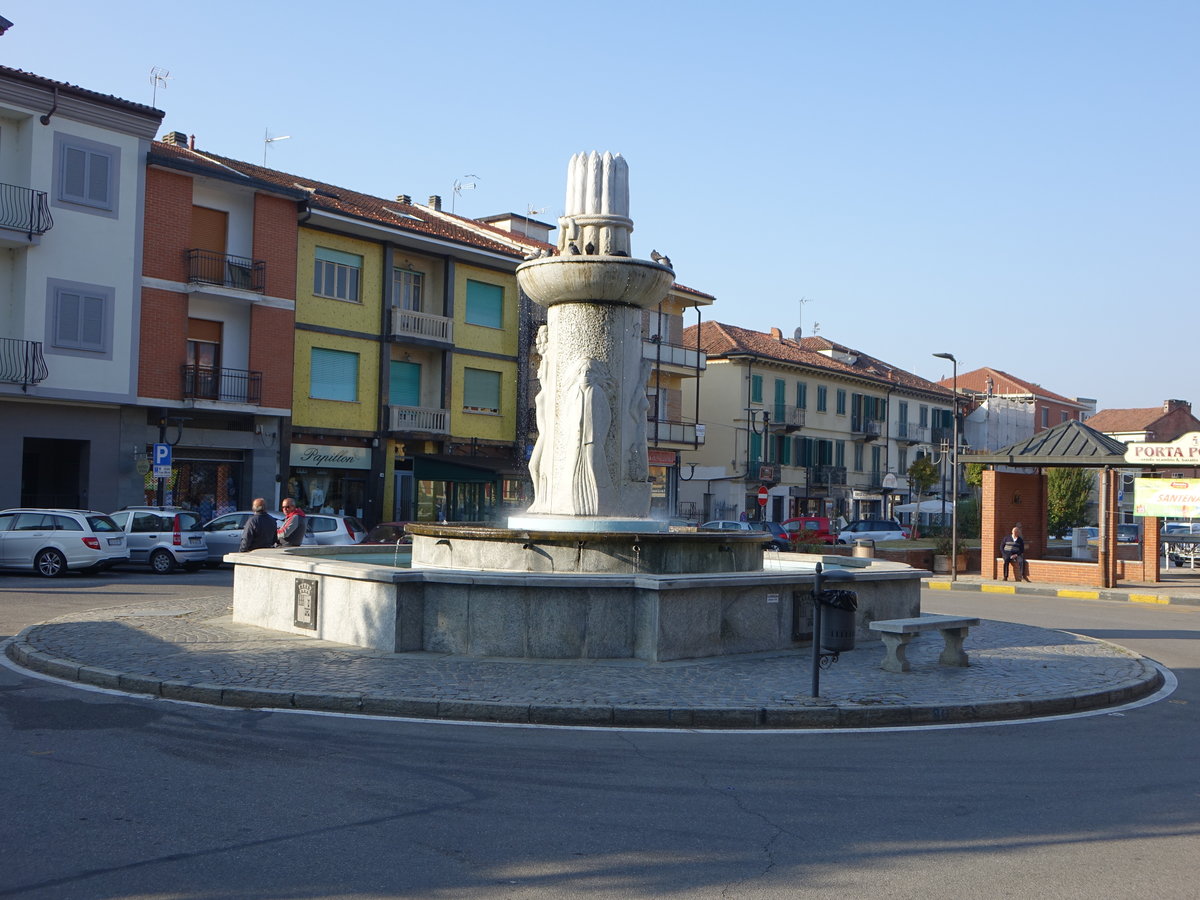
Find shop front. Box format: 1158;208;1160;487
412;454;525;524
287;442;370;519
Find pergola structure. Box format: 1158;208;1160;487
970;420;1162;588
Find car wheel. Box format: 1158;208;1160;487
150;549;176;574
35;548;68;578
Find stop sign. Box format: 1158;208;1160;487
757;486;768;507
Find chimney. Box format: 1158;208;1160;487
396;194;412;205
189;134;196;150
770;327;783;341
428;194;442;210
1164;399;1190;414
161;131;189;146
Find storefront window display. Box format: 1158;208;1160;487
143;447;244;519
287;443;371;518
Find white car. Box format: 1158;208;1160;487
0;508;129;577
109;507;208;574
304;513;367;545
836;519;910;544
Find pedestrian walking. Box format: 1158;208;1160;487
239;498;278;552
276;498;307;547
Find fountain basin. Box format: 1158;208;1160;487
230;545;924;662
516;255;675;309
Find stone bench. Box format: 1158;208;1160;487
868;615;981;673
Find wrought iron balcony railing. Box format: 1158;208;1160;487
0;183;53;239
181;365;262;404
389;405;450;434
809;465;847;487
0;338;49;388
186;249;266;293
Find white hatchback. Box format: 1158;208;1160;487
0;508;129;577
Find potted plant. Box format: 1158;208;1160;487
933;532;966;574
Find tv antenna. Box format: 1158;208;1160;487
263;129;291;166
149;66;171;107
452;174;479;213
796;296;814;339
527;204;547;216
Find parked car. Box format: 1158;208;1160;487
362;522;412;545
201;510;317;565
304;513;367;545
0;508;129;577
1117;523;1141;544
698;520;790;550
836;519;910;545
108;507;208;574
781;516;836;546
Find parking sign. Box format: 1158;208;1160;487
153;443;172;479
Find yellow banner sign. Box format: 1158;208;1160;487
1134;477;1200;517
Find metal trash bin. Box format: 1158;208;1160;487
852;539;875;558
817;589;858;651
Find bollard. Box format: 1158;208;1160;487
852;539;875;558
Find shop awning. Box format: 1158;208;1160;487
414;454;524;483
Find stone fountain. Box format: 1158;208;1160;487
230;153;923;661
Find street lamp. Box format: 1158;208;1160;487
932;352;959;582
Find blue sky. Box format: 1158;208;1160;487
5;0;1194;411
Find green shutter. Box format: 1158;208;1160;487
315;247;363;267
466;280;504;328
751;374;763;403
749;431;762;463
389;361;421;406
463;368;501;411
310;348;358;401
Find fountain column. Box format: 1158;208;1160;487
511;152;674;530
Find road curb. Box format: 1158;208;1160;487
923;579;1200;607
3;634;1166;731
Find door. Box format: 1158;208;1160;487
187;318;222;399
22;438;86;508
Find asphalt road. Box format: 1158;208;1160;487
0;568;1197;899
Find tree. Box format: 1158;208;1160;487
1048;468;1094;538
906;456;940;539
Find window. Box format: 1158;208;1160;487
774;379;787;420
314;247;362;302
463;368;501;413
853;443;864;472
796;381;807;409
1041;408;1049;428
750;374;763;403
817;385;828;412
310;348;359;401
1061;411;1069;423
871;446;882;478
836;389;847;415
749;430;762;463
920;405;929;427
898;447;908;472
394;268;423;311
465;279;503;328
54;133;119;215
52;287;106;351
389;360;421;406
835;440;846;468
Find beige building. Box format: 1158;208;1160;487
680;323;955;524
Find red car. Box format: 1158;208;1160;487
780;516;837;546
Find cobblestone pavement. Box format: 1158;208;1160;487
3;588;1166;729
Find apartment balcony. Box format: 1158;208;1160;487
0;183;53;247
851;419;882;441
0;338;49;388
181;365;262;405
642;338;706;373
897;422;928;445
186;249;266;294
931;427;952;447
389;405;450;435
768;405;805;432
390;308;453;345
809;465;848;488
647;418;705;447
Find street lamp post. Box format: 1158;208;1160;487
933;352;959;582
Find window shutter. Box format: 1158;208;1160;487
462;368;501;411
465;280;503;328
310;348;359;401
389;361;421;406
